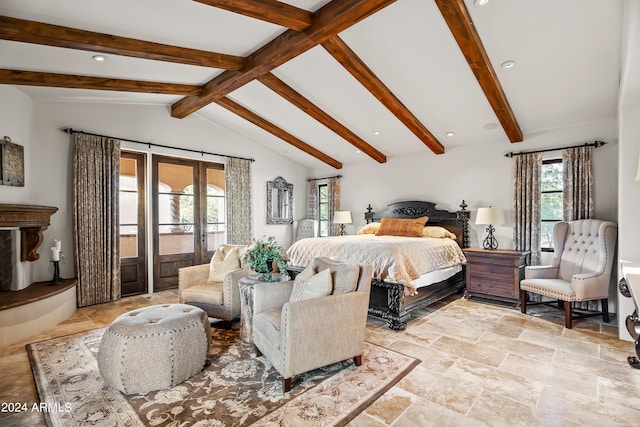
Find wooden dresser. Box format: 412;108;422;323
463;248;530;304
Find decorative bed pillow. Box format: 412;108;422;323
375;216;429;237
357;222;380;235
422;226;457;239
290;267;333;302
313;257;360;295
208;246;240;282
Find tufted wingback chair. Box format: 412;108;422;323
292;219;318;242
520;219;617;329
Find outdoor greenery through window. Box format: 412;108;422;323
318;184;329;237
541;159;563;250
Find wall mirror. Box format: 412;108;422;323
267;176;293;224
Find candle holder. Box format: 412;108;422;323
51;260;62;285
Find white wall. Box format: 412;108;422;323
24;100;308;284
312;119;619;249
0;86;33;204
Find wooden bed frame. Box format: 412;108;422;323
364;200;470;330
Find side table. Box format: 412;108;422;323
238;273;288;343
463;248;530;304
620;262;640;369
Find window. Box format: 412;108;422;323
541;159;563;250
318;184;329;237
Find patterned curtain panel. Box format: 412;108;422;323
73;133;121;307
307;180;318;220
225;157;252;245
562;146;594;221
327;177;341;236
513;152;542;266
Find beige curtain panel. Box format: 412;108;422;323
513;152;542;266
562;146;594;221
73;133;121;307
225;157;252;245
327;177;341;236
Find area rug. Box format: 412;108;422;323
27;326;419;427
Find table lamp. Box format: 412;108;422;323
475;207;505;250
333;211;352;236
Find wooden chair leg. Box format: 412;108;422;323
564;300;572;329
283;377;292;393
353;355;362;366
520;289;527;313
601;298;610;323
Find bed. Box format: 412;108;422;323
286;200;470;330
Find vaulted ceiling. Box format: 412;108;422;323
0;0;624;169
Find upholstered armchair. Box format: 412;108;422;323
520;219;617;329
178;244;251;322
252;257;374;392
292;219;318;242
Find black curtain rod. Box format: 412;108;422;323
307;174;342;182
504;140;606;158
62;128;255;162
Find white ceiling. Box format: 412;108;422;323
0;0;625;169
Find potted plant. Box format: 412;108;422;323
243;236;288;282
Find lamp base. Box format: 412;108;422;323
482;224;499;250
339;224;346;236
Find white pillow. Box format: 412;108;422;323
208;246;240;282
290;268;333;302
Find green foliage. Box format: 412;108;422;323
243;236;287;282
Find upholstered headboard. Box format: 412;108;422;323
364;200;470;248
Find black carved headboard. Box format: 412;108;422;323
365;200;470;248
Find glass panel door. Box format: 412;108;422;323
119;152;146;296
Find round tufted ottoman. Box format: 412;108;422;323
97;304;211;394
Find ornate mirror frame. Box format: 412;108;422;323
266;176;293;224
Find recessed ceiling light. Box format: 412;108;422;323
92;55;106;61
356;150;362;154
474;0;490;6
445;131;455;137
501;60;516;69
373;131;381;135
482;123;498;130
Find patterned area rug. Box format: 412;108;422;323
27;326;419;426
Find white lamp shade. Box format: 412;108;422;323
475;207;505;225
333;211;352;224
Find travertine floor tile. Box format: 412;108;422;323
553;350;640;387
431;335;508;367
346;412;387;427
479;331;556;364
395;398;488;427
387;339;457;373
362;385;416;425
518;328;599;358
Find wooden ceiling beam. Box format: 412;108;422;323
258;73;387;163
434;0;522;143
321;36;445;155
0;15;244;70
0;69;203;96
194;0;312;31
171;0;397;118
215;97;342;169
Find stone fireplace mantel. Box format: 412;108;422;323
0;204;58;262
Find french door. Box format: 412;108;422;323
119;152;147;296
152;155;225;291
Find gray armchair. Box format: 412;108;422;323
292;219;318;242
520;219;617;329
252;257;373;392
178;244;251;322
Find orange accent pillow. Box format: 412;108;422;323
375;216;429;237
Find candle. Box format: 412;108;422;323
54;239;62;251
51;247;60;261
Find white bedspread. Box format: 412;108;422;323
286;235;467;295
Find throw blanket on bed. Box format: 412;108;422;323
287;235;467;295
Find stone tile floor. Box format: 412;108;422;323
1;290;639;426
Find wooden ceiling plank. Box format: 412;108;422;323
434;0;522;143
0;16;244;70
258;73;387;163
215;97;342;169
171;0;397;118
321;36;445;155
0;69;202;96
194;0;312;31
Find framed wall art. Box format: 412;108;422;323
0;136;24;187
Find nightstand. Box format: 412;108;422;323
462;248;530;304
